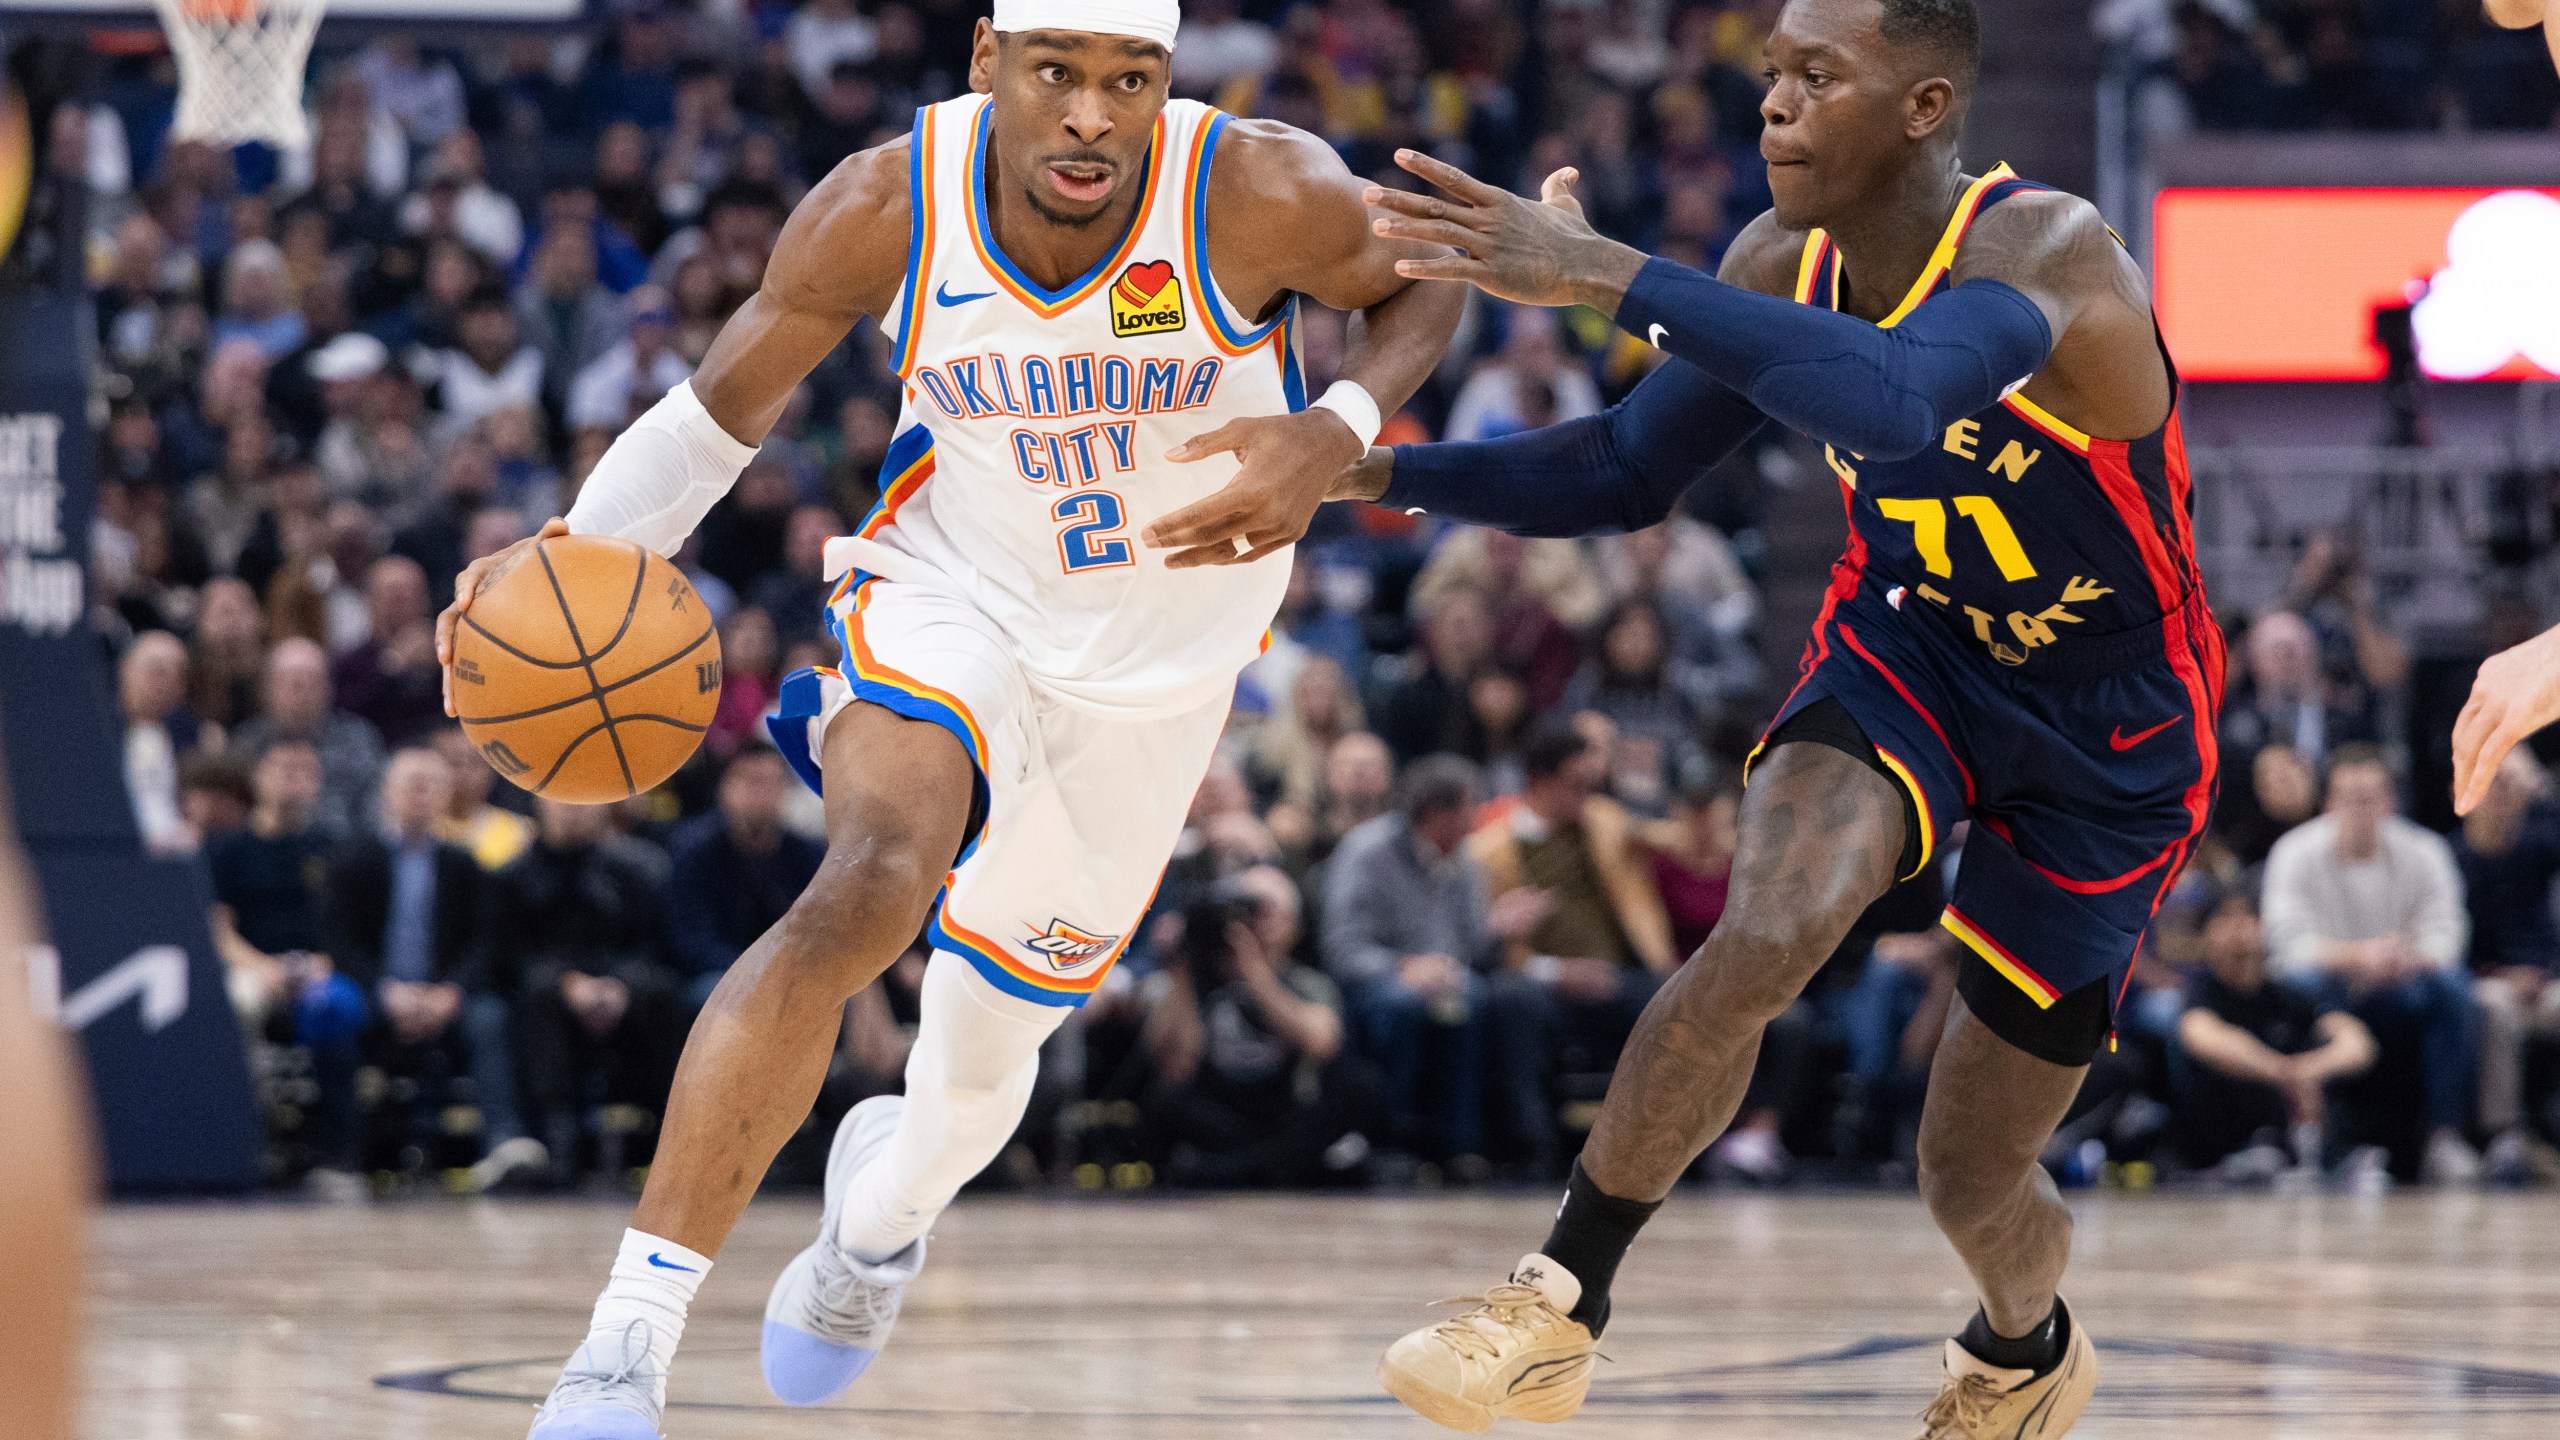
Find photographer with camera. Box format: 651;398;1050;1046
1139;866;1381;1187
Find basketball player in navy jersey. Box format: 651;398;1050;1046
1160;0;2215;1432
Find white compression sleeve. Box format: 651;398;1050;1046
563;381;760;557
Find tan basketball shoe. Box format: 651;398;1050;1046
1914;1300;2098;1439
1377;1253;1597;1433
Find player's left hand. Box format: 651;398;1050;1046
1364;151;1646;312
1146;408;1367;568
2453;620;2560;815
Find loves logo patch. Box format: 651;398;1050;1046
1109;259;1185;338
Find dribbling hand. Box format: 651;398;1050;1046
438;516;570;716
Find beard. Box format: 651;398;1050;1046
1022;182;1112;230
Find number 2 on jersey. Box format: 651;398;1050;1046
1054;491;1135;573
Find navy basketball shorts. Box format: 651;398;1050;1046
1752;587;2223;1066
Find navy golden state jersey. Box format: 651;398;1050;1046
1752;165;2223;1036
1795;165;2204;672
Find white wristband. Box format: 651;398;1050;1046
1311;379;1383;449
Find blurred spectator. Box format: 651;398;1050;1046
211;239;306;362
484;797;681;1177
1443;308;1600;441
208;737;369;1190
121;631;215;854
708;605;782;757
2215;611;2377;851
180;751;256;848
1594;516;1760;700
426;286;544;444
431;726;537;872
357;37;467;148
567;284;695;432
1466;725;1674;1150
2262;745;2477;1182
1174;0;1281;98
1374;584;1494;763
666;746;825;1015
403;132;527;269
2174;891;2376;1177
324;749;539;1183
787;0;879;99
2456;748;2560;1181
331;555;442;748
1646;776;1736;960
1141;866;1377;1186
1412;529;1595;703
749;504;843;649
230;636;388;837
1559;598;1714;811
1322;755;1547;1169
517;225;630;414
1252;656;1367;812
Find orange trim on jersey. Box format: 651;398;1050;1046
1942;905;2063;1008
892;111;939;379
966;110;1168;320
1179;120;1293;363
1877;164;2015;329
857;445;937;543
837;576;989;761
936;871;1160;997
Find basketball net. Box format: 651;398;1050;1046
151;0;327;148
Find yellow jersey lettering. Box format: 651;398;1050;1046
1987;440;2042;483
1825;445;1860;489
1942;417;1981;460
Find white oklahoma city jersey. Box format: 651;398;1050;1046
832;93;1302;719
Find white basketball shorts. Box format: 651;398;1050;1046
768;570;1229;1006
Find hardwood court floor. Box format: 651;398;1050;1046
85;1188;2560;1439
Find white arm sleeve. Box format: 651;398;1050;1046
564;380;760;557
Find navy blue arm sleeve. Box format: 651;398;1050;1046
1613;255;2054;462
1378;358;1766;539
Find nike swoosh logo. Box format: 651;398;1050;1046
935;282;996;307
1647;322;1668;349
646;1252;700;1272
2109;716;2184;752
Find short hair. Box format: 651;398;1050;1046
1401;754;1481;820
179;751;254;808
1522;723;1591;784
2327;742;2389;777
1876;0;1979;83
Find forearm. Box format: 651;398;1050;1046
564;380;759;556
1599;256;2052;461
1340;276;1466;416
2178;1012;2291;1085
1376;358;1764;537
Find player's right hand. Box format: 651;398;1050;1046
2452;619;2560;815
439;516;571;716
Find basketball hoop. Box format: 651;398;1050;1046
152;0;327;149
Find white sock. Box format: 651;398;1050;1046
834;952;1064;1262
572;1228;712;1403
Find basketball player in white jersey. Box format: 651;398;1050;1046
432;4;1462;1436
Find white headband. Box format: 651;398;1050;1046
991;0;1180;53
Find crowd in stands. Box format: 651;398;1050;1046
2101;0;2560;134
52;0;2560;1198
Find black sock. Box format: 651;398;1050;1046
1957;1299;2066;1377
1536;1161;1662;1336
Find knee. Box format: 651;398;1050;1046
765;840;949;985
1696;911;1828;1023
1915;1141;2017;1236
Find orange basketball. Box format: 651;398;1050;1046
450;535;722;803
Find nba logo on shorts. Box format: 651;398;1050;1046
1109;261;1184;338
1023;919;1119;971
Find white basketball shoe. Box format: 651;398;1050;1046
526;1319;666;1440
759;1095;927;1405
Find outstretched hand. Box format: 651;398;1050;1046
1364;151;1647;313
2452;620;2560;815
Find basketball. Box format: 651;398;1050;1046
449;534;721;803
